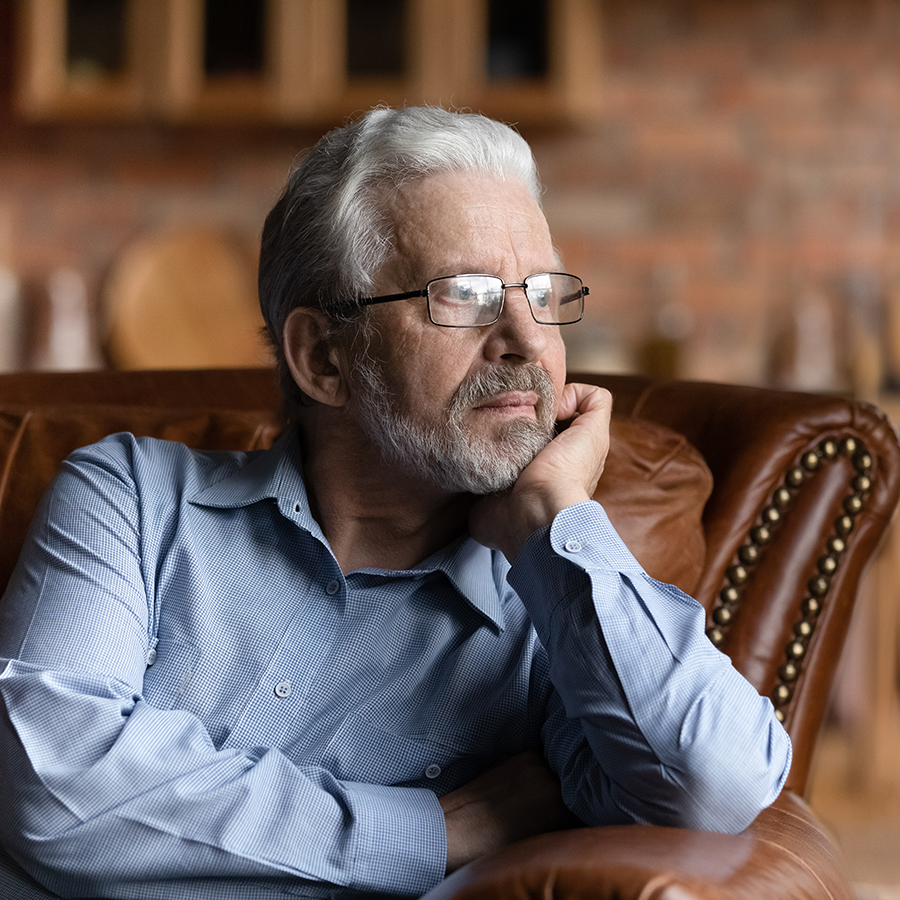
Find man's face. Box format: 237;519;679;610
343;170;568;495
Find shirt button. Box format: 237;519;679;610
146;648;158;666
564;539;583;553
274;680;292;698
425;764;442;779
325;580;340;596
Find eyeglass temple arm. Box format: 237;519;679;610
336;289;429;311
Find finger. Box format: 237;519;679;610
557;385;612;490
558;383;612;422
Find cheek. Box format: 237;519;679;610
379;327;472;410
545;334;568;415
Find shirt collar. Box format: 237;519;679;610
398;536;505;630
189;430;505;629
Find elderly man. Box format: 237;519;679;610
0;107;790;900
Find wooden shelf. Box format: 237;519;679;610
16;0;603;125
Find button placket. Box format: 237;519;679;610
145;637;159;667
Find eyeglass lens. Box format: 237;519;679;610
426;274;584;326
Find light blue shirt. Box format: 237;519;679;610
0;430;791;900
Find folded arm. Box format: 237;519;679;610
0;441;446;899
510;502;792;833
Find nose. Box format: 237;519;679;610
482;284;551;364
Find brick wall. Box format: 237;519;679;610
2;0;900;386
534;0;900;387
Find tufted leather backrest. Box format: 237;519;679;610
1;368;898;799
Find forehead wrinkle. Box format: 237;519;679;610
381;171;555;289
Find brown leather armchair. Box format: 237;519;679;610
1;367;898;900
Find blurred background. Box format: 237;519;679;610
2;0;900;893
3;0;900;392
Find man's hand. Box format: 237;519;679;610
469;383;612;562
439;751;572;874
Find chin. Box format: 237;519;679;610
439;437;544;496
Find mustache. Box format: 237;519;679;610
448;365;556;415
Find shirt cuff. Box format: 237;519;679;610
510;501;642;637
347;781;447;896
547;501;646;574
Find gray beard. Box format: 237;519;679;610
351;358;557;495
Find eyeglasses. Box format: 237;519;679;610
348;272;588;327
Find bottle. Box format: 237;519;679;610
34;268;103;371
0;265;22;371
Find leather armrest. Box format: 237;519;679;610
419;792;854;900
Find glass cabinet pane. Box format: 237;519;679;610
487;0;548;80
347;0;406;78
66;0;127;80
204;0;266;76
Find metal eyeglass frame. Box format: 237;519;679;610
341;272;588;327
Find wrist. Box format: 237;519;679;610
502;486;591;562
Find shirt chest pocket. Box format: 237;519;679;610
314;710;527;795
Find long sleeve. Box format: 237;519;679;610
0;440;447;900
508;501;792;834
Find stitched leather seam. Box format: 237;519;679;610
705;434;873;725
0;409;32;515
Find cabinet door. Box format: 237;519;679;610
17;0;158;118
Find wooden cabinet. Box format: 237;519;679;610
16;0;603;124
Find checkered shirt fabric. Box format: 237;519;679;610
0;431;790;899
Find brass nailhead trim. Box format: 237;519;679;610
707;434;874;728
713;606;732;625
720;585;740;604
738;544;760;565
774;684;793;705
773;438;872;722
802;597;821;618
836;515;855;536
802;452;820;471
780;662;799;682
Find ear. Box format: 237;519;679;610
283;307;351;407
